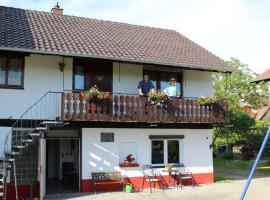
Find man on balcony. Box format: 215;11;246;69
138;74;155;96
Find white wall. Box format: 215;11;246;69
113;62;142;94
183;70;213;98
0;54;73;119
0;54;213;119
81;128;213;179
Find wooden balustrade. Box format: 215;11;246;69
60;92;229;124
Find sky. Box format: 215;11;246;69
1;0;270;74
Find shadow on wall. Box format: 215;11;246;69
88;143;119;172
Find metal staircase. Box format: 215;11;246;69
0;91;64;200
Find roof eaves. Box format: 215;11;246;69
0;46;235;73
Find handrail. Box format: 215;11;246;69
3;91;62;148
2;91;63;200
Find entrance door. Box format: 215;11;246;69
39;139;46;200
73;59;113;92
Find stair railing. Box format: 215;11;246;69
2;91;63;200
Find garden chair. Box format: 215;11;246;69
173;164;194;189
141;167;165;193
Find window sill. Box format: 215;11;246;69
119;163;139;168
0;85;24;90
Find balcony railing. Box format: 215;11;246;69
60;92;229;124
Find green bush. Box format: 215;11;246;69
220;151;234;160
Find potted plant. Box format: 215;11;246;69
148;90;165;105
197;95;216;106
81;85;109;103
124;154;135;164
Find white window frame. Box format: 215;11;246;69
151;139;183;166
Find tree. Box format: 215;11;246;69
214;57;268;111
213;57;269;148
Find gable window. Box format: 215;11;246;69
0;54;24;89
143;70;183;97
151;139;180;165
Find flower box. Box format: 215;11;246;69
119;163;140;168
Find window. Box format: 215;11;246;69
101;132;114;142
0;55;24;89
152;140;164;164
168;140;179;163
143;70;183;97
151;139;180;165
74;65;85;90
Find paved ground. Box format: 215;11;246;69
45;177;270;200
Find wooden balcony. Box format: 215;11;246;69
60;93;229;124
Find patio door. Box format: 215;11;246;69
39;139;46;200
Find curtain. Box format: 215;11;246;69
0;57;6;84
8;59;22;86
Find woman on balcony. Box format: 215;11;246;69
164;78;180;98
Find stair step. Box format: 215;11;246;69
13;145;25;149
29;133;40;137
0;185;3;189
0;178;3;183
35;127;47;131
42;121;64;125
5;158;15;162
5;151;20;156
23;139;33;143
0;192;3;197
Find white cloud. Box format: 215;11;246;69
1;0;270;73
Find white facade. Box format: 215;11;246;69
81;128;213;179
0;53;213;120
0;53;215;189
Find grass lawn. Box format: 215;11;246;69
213;157;270;182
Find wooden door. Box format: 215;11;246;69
84;60;112;92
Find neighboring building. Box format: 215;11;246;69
0;4;233;200
253;68;270;93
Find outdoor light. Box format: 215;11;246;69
58;61;65;72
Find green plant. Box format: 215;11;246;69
81;85;108;101
148;90;165;105
197;95;217;105
220;151;234;160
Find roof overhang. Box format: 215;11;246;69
0;46;235;73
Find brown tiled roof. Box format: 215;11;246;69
255;105;270;120
253;68;270;82
0;6;234;72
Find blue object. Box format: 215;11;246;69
240;126;270;200
138;80;155;95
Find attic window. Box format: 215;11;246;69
0;54;24;89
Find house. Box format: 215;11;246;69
0;4;233;200
253;68;270;93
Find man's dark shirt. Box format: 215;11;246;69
138;80;155;95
